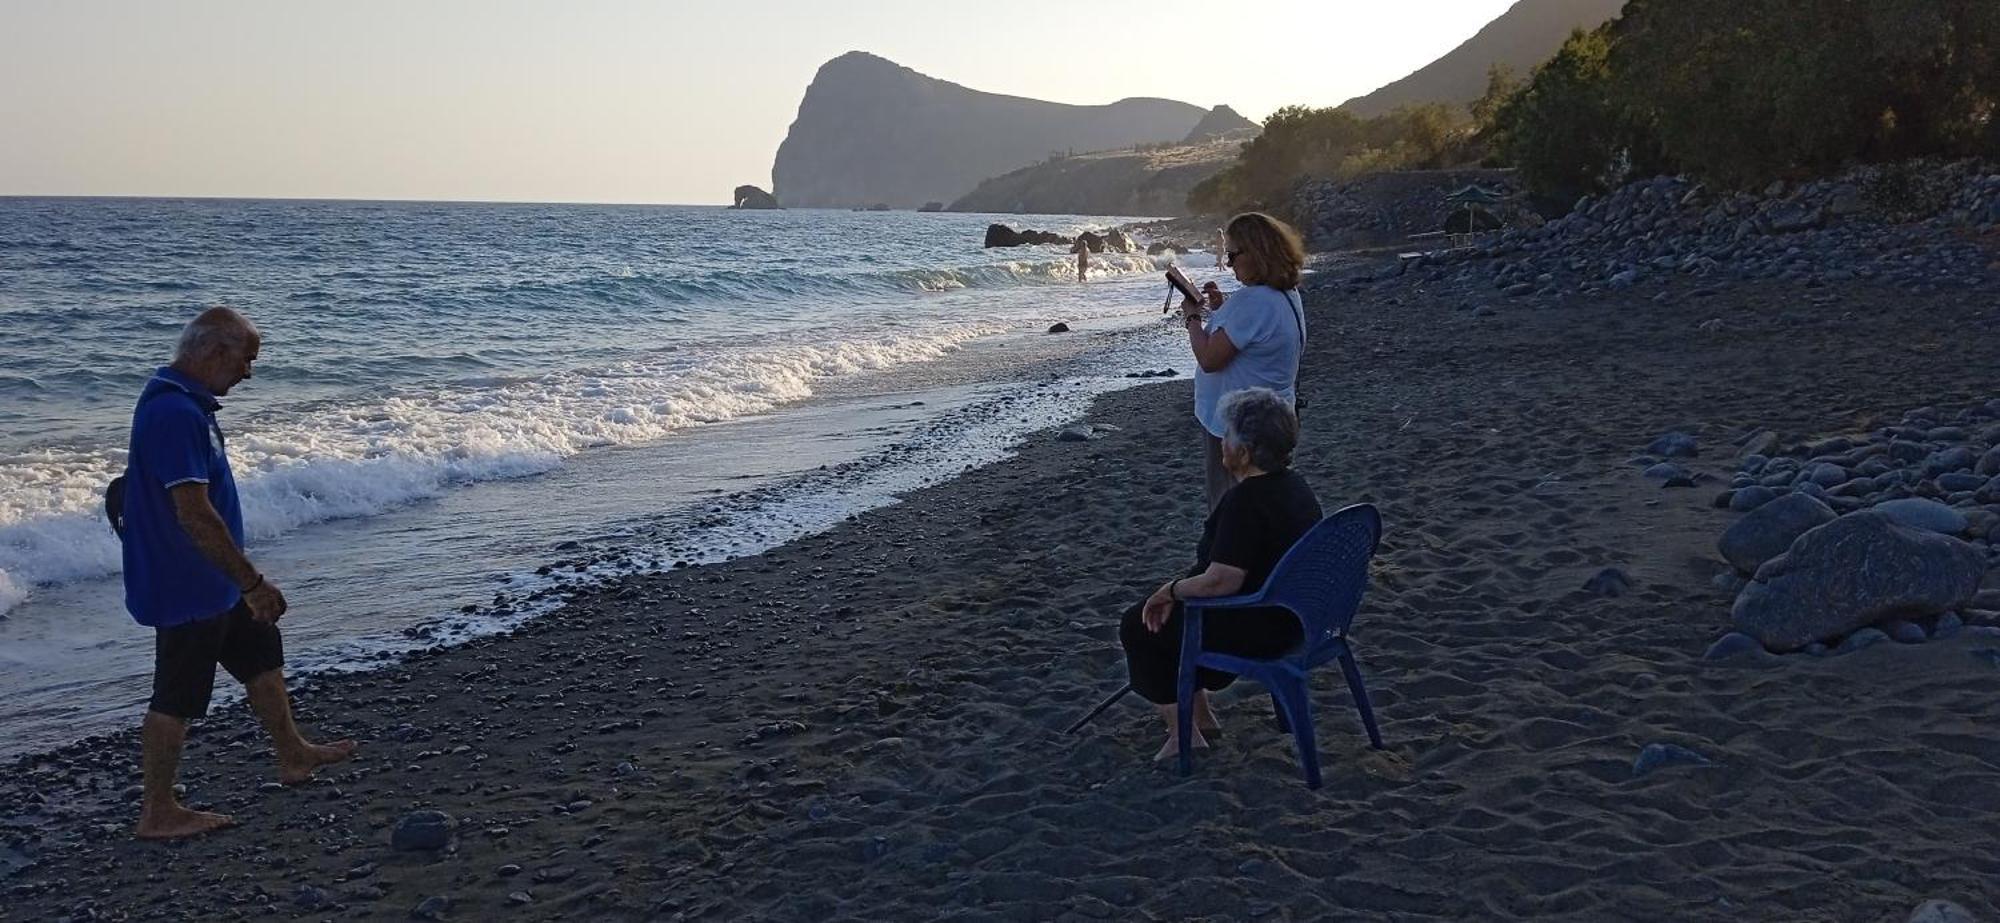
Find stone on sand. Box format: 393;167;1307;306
1646;431;1699;458
1718;493;1837;575
1632;743;1711;778
1701;632;1768;662
1733;512;1986;651
1870;497;1968;535
391;810;455;851
1908;899;1981;923
1583;567;1631;597
1728;485;1778;512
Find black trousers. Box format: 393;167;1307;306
1118;599;1303;705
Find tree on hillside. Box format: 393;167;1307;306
1493;26;1656;201
1495;0;1999;195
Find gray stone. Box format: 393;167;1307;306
412;896;453;921
1046;322;1070;334
1872;498;1969;535
1647;431;1699;458
1729;486;1779;512
1643;462;1686;481
391;810;455;851
1836;627;1890;654
1632;743;1712;778
1928;446;1978;476
1934;612;1964;638
1940;471;1991;493
1740;431;1778;458
1584;567;1632;597
1718;493;1837;575
1702;632;1767;661
1807;463;1850;487
1977;446;2000;477
1056;425;1098;443
1907;898;1979;923
1732;512;1987;651
1766;203;1824;233
1886;620;1928;643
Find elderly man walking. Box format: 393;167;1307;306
122;307;354;840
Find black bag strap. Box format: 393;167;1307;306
105;385;182;537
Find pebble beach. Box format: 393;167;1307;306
7;227;2000;919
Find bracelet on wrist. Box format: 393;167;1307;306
1168;578;1182;600
242;574;264;594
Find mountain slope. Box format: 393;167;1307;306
772;52;1220;209
947;136;1246;217
1341;0;1626;117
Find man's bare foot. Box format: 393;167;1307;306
135;804;235;840
1153;729;1210;762
278;739;357;785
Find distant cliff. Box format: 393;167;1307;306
1341;0;1627;116
948;135;1248;217
772;52;1223;209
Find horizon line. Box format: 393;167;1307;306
0;192;740;209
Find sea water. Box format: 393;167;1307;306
0;198;1221;757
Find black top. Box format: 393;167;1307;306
1193;469;1324;596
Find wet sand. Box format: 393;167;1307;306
6;274;2000;921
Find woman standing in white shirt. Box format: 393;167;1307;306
1177;212;1309;511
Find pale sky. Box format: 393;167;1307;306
0;0;1516;205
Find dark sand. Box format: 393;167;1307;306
6;274;2000;921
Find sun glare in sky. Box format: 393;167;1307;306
0;0;1517;204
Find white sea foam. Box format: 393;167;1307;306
0;323;1006;615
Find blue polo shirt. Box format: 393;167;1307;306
121;367;247;628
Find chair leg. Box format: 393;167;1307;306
1339;651;1385;750
1177;609;1203;777
1271;690;1291;734
1175;681;1196;778
1272;679;1321;789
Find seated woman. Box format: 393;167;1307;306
1118;387;1322;760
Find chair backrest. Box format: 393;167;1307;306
1260;503;1382;645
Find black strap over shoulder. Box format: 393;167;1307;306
106;385;177;538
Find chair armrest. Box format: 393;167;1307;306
1182;591;1268;612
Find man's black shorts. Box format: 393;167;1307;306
150;600;284;720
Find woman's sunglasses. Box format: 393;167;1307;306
1225;249;1242;267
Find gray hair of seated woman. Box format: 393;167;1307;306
1219;387;1299;472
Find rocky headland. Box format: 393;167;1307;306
770;52;1227;209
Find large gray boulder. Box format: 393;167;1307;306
1732;512;1987;651
1718;493;1837;575
1871;497;1969;535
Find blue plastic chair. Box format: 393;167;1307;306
1176;503;1384;788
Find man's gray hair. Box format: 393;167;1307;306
1219;387;1299;471
174;307;257;364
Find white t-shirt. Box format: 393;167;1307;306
1193;285;1304;437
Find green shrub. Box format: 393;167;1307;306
1189;104;1471;214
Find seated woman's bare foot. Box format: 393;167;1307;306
1153;729;1210;762
1193;695;1222;738
278;739;357;785
135;804;234;840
